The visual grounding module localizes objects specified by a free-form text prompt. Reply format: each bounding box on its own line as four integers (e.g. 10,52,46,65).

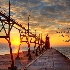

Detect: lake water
0,46,70,59
54,47,70,59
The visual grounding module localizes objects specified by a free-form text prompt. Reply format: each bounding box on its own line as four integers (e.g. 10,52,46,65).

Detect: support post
28,43,32,60
38,34,41,54
28,15,30,36
8,0,14,67
41,33,43,52
33,30,36,53
27,15,32,60
8,0,17,70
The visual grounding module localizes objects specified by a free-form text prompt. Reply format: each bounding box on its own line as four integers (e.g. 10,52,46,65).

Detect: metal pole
27,15,32,60
38,34,41,54
8,0,14,68
28,15,30,54
28,15,30,36
33,30,36,53
41,33,43,52
34,30,36,50
35,30,38,56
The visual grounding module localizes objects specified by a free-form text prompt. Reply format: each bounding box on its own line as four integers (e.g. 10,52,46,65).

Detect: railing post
33,30,36,53
8,0,17,70
38,34,41,54
27,15,32,60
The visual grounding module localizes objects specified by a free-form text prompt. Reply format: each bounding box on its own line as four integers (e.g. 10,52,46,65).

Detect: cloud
64,0,70,8
0,0,70,37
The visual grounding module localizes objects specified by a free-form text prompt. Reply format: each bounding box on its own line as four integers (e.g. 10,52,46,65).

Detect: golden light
11,38,20,53
10,28,21,53
13,47,18,53
50,34,70,47
11,38,20,46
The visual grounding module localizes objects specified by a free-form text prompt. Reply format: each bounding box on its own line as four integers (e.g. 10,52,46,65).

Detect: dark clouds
0,0,70,36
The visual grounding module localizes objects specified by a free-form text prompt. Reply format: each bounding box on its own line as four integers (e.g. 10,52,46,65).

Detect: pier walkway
24,48,70,70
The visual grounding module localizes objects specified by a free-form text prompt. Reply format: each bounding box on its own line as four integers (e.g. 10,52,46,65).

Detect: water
0,46,70,59
0,45,34,55
54,47,70,59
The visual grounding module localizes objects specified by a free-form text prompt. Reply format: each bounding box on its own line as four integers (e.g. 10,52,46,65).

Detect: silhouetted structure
45,35,50,49
0,0,51,70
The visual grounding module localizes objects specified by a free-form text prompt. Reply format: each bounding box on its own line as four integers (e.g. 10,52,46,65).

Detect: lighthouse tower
45,35,50,49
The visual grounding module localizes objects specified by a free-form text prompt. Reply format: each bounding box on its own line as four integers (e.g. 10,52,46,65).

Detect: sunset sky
0,0,70,49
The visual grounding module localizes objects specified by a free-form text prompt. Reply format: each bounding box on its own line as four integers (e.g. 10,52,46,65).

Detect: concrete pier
24,48,70,70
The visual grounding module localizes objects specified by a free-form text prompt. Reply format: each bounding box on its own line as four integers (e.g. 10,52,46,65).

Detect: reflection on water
0,46,34,55
0,45,70,59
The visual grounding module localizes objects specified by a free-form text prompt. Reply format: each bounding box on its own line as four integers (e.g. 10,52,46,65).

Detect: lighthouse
45,35,50,49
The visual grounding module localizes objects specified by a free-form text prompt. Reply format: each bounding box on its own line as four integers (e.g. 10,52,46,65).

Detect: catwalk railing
0,10,49,70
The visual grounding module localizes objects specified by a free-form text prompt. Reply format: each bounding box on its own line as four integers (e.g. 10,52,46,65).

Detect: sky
0,0,70,49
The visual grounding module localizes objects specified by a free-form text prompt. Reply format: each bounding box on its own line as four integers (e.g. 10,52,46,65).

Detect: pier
0,0,70,70
0,48,70,70
24,48,70,70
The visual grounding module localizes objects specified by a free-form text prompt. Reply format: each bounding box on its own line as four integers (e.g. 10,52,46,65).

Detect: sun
11,38,20,46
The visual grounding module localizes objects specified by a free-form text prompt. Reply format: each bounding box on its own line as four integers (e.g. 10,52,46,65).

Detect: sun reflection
13,47,18,53
11,38,20,53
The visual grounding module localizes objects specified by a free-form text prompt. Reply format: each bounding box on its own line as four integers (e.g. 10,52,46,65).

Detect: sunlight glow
11,39,20,53
13,46,19,53
11,38,20,46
